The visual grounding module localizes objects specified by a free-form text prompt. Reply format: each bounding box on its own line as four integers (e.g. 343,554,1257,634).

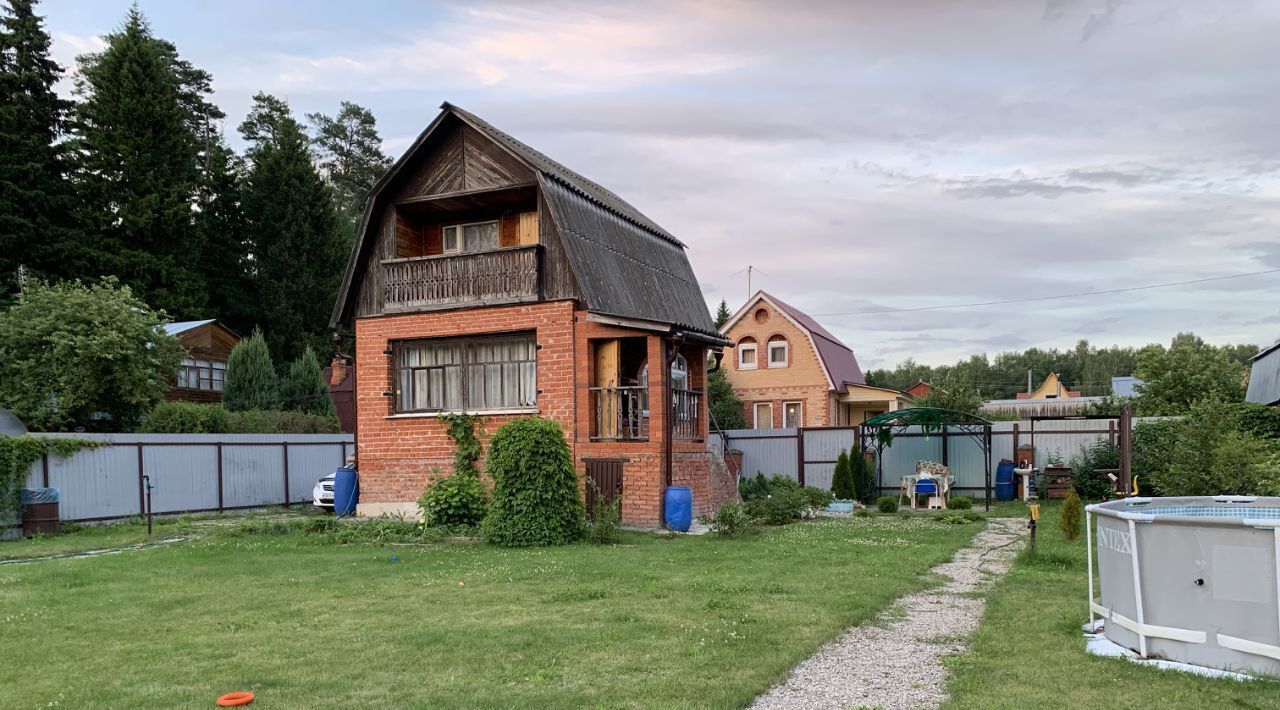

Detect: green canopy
859,407,994,511
861,407,992,429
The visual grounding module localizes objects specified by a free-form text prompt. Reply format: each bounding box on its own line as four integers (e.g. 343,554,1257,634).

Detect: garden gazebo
859,408,995,511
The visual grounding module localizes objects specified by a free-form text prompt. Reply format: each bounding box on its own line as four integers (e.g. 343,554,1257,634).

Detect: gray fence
713,419,1164,494
20,433,355,522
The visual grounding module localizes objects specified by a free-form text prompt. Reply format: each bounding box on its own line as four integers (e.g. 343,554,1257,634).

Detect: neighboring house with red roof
719,292,909,428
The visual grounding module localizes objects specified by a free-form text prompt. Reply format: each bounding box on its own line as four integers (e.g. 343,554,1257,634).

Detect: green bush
268,410,341,434
850,446,876,503
482,417,584,547
738,473,770,501
1147,400,1278,496
800,486,833,509
142,401,234,433
418,472,488,527
946,496,973,510
744,487,807,525
831,450,855,500
1060,489,1083,541
705,502,753,538
1070,439,1120,500
876,496,898,513
1132,418,1181,494
588,493,622,545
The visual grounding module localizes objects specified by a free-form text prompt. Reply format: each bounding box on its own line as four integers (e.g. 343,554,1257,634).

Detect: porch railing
382,245,540,312
590,386,648,441
672,388,703,440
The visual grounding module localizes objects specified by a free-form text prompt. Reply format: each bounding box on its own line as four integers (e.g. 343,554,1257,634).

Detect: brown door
585,459,624,519
595,339,620,438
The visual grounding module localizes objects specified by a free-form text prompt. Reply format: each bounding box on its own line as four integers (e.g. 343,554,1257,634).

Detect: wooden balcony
381,245,540,313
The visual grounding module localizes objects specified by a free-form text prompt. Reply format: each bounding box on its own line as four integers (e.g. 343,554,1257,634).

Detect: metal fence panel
722,429,798,481
287,443,348,504
802,428,858,490
46,445,141,520
221,445,286,508
145,445,219,514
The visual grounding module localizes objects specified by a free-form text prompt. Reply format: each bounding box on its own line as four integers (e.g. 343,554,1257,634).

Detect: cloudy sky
39,0,1280,369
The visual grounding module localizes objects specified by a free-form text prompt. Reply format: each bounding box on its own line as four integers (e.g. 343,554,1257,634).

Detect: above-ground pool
1088,496,1280,677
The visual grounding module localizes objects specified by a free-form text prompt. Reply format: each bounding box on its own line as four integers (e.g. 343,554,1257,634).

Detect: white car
312,473,335,511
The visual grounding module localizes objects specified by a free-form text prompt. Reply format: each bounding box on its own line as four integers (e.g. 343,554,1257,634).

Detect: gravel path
750,517,1025,710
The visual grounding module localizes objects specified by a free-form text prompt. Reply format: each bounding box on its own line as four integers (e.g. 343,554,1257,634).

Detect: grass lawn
943,502,1280,709
1,513,978,709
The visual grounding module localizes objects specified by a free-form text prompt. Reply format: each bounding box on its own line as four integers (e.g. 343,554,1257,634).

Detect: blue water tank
333,467,359,517
995,460,1016,501
664,486,692,532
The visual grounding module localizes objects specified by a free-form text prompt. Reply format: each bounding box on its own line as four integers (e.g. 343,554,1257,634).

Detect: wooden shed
164,320,240,403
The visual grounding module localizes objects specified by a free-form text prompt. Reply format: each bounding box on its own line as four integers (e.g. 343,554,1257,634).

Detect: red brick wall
354,303,726,527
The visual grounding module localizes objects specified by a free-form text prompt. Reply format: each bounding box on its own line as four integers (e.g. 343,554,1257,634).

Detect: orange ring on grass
216,691,255,707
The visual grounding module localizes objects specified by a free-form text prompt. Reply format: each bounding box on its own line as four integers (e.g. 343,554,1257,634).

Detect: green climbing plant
0,435,100,521
439,412,483,478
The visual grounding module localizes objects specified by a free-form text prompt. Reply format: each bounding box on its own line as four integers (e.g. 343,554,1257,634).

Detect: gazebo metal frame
859,407,995,511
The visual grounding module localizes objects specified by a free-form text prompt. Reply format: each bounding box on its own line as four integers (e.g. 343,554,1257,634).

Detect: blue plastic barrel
995,460,1016,501
333,467,359,517
664,486,693,532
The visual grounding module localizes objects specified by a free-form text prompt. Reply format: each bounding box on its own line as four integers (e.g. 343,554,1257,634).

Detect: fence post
216,443,224,512
41,452,50,488
796,427,806,487
136,444,145,515
282,442,291,506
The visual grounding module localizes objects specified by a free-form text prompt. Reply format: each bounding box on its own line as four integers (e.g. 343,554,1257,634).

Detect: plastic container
663,486,692,532
19,488,60,537
333,467,359,517
995,460,1016,501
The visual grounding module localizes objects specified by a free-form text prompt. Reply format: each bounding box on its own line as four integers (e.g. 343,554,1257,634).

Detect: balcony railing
382,245,540,313
672,388,703,440
590,386,648,441
589,386,703,442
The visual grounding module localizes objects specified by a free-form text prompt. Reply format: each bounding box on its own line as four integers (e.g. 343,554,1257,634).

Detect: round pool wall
1088,496,1280,677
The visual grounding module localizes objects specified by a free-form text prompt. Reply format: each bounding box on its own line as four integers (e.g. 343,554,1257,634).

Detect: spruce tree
280,345,336,417
198,140,254,333
831,450,854,500
223,328,280,411
240,92,345,363
0,0,79,296
70,6,213,318
307,101,391,239
714,299,732,329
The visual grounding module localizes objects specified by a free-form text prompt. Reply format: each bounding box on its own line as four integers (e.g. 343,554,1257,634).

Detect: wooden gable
392,122,535,202
179,322,240,362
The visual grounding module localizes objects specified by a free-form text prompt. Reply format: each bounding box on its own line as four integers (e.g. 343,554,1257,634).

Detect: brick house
720,292,909,427
330,103,736,526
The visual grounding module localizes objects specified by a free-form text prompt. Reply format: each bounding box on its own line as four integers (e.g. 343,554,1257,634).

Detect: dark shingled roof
332,104,721,340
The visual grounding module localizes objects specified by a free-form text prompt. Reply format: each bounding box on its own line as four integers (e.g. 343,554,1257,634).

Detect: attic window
738,338,758,370
443,220,499,254
753,308,769,324
767,337,788,368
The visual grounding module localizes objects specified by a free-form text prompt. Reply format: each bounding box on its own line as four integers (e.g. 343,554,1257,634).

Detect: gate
584,459,624,518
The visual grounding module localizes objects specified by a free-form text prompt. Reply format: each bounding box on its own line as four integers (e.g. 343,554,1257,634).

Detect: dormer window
443,220,499,254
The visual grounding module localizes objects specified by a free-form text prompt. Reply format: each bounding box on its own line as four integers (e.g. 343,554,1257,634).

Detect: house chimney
330,356,349,386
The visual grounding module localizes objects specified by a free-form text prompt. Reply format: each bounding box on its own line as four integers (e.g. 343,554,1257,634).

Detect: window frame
782,400,803,428
767,338,788,368
738,339,758,370
753,402,773,429
392,332,537,414
442,219,500,255
178,358,226,392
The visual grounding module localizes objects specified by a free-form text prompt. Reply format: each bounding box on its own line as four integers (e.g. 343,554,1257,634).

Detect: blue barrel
664,486,693,532
333,467,359,517
995,460,1016,501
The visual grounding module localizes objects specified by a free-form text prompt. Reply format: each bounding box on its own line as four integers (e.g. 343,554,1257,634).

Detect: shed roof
163,319,216,336
331,104,720,340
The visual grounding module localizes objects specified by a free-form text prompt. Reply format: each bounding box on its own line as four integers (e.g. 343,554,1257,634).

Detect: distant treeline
865,338,1260,400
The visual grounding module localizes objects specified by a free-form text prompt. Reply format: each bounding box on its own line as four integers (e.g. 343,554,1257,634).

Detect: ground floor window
753,402,773,429
394,333,536,413
783,401,803,428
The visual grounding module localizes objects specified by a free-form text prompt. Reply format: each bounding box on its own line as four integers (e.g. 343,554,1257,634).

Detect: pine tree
307,101,391,239
280,345,336,417
850,445,873,503
70,6,215,318
714,299,732,329
0,0,79,296
240,92,345,363
197,140,254,333
223,327,280,411
1060,489,1084,542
